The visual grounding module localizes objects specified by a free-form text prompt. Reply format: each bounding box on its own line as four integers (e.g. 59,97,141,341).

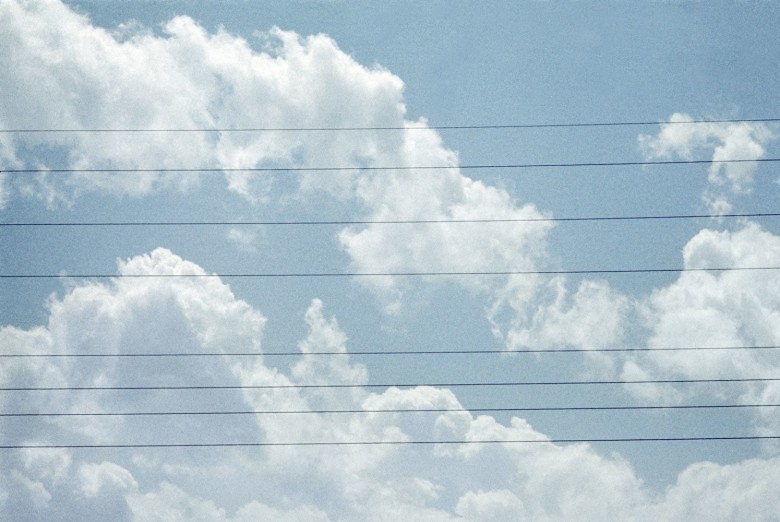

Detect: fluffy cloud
619,223,780,433
0,0,555,321
0,0,409,205
3,2,780,519
638,113,776,213
2,248,780,521
644,457,780,521
491,276,630,355
340,168,553,311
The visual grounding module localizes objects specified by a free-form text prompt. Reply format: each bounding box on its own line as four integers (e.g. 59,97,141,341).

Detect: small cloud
639,113,776,214
227,227,259,253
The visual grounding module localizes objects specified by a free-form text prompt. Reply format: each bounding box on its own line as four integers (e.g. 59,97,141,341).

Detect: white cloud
455,489,527,521
11,470,51,508
645,457,780,521
0,0,411,206
638,113,776,213
234,500,331,522
2,248,780,520
339,157,554,311
3,1,780,518
621,223,780,411
494,276,630,355
126,482,228,522
0,0,557,326
20,448,71,485
79,461,138,498
0,172,8,210
226,227,259,253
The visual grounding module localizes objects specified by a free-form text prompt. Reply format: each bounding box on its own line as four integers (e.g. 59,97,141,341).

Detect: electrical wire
3,403,778,417
1,117,779,133
3,345,780,358
3,436,779,450
2,157,779,173
4,376,779,392
3,211,779,228
2,266,779,279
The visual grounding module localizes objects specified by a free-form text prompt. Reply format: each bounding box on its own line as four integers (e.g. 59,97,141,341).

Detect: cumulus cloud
490,276,630,356
3,1,780,519
340,168,553,311
2,248,780,520
644,457,780,521
0,0,556,323
0,0,411,205
619,223,780,430
638,113,776,213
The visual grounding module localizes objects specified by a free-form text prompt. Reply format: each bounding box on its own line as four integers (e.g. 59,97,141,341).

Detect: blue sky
2,1,780,520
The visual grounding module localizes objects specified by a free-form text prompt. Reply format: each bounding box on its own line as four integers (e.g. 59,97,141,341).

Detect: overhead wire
1,116,779,133
4,436,779,450
4,376,779,391
3,344,780,358
3,211,779,228
1,265,779,279
4,117,780,450
3,403,779,417
2,157,780,174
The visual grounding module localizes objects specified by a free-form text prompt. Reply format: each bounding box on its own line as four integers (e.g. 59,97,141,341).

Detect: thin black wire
2,158,779,173
3,436,778,449
2,266,779,279
3,403,778,417
3,345,780,358
3,211,779,228
4,377,779,391
2,117,779,132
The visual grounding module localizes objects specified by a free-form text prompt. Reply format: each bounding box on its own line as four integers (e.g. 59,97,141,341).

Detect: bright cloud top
622,224,780,431
0,0,406,204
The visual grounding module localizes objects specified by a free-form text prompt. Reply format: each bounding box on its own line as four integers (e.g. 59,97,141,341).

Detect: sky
1,0,780,520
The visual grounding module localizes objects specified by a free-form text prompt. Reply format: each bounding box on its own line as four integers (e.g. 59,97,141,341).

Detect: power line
4,377,779,391
2,266,779,279
2,157,779,174
3,435,779,450
3,403,778,417
3,345,780,358
3,211,779,228
1,117,779,133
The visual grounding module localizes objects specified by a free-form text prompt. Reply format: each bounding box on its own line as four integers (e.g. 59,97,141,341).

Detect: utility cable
2,266,779,279
3,345,780,358
3,211,779,228
2,117,779,133
3,376,779,391
3,436,779,449
2,157,779,174
2,403,778,417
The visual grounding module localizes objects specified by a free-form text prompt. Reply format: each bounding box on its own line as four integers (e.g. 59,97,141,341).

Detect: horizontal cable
3,345,780,358
3,377,779,391
3,211,779,228
2,157,779,173
3,404,778,417
4,435,779,449
2,266,779,279
2,117,779,133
